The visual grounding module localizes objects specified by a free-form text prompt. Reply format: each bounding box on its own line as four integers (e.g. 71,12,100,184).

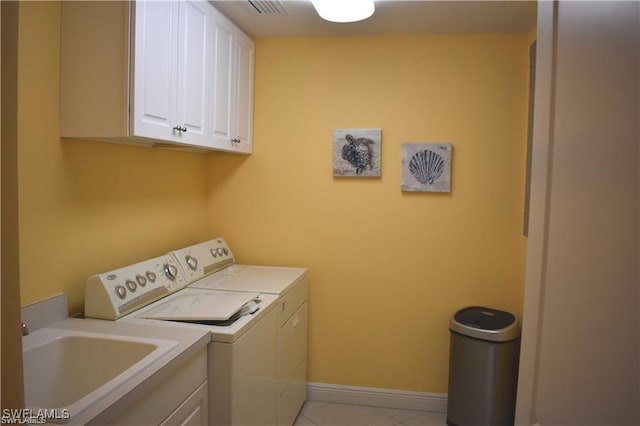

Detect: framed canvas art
401,143,452,192
333,129,382,177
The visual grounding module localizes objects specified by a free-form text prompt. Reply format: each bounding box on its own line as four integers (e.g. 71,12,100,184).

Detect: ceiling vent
247,0,288,14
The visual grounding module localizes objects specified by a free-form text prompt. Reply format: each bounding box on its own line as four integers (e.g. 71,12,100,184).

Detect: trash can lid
450,306,520,342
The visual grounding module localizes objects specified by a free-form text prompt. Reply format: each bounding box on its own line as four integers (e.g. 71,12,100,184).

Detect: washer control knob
185,255,198,271
126,279,137,292
222,248,229,256
146,271,157,282
217,247,224,256
115,285,126,300
136,274,147,287
163,263,178,281
210,249,218,258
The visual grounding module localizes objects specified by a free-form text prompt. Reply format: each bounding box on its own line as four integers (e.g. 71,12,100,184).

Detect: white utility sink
22,327,178,423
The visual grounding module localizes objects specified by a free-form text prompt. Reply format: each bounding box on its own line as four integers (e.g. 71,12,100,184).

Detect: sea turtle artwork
333,129,382,177
342,134,373,175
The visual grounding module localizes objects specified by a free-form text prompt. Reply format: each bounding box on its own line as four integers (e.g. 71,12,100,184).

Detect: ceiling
209,0,537,38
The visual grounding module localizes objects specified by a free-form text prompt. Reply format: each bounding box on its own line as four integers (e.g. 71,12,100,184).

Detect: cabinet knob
231,138,241,144
173,126,188,132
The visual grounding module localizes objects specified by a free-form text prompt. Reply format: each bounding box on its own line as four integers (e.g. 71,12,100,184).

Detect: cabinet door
132,0,178,140
210,8,235,150
161,381,208,426
175,0,210,146
233,30,254,153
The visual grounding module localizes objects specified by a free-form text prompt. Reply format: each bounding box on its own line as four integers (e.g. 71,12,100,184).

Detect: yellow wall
207,35,530,393
17,2,211,314
16,1,531,395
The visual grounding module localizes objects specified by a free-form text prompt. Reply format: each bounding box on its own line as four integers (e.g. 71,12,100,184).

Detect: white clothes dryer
170,239,309,426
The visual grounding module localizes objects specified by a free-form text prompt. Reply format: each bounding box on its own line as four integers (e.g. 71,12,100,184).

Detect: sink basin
22,328,178,423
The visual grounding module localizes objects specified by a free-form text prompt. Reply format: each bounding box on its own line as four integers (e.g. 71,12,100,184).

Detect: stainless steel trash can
447,306,520,426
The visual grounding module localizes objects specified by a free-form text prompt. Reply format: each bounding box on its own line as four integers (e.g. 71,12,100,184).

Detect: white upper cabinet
60,0,253,153
210,9,235,150
132,1,179,142
233,30,255,153
175,0,210,145
210,8,254,153
133,0,210,146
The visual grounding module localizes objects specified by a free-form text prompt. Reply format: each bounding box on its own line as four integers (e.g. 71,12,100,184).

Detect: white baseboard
306,382,447,413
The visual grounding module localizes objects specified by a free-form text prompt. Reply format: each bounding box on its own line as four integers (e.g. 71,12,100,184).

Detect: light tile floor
294,401,447,426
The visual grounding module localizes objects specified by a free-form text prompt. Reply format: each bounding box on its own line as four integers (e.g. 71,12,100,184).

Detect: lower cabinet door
161,381,208,426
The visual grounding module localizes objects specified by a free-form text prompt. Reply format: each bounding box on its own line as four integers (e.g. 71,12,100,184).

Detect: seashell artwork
333,129,382,177
409,149,445,184
401,143,452,192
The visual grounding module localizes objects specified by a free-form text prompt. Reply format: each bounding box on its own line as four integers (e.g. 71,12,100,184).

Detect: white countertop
41,317,210,425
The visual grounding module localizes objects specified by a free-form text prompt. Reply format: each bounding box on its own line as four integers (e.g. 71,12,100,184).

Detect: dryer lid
190,264,307,294
139,291,260,321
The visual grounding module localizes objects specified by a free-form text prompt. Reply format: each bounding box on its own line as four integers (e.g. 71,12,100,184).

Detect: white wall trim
515,1,556,425
306,382,447,413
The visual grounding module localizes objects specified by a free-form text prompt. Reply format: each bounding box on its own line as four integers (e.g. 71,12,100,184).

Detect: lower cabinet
161,382,208,426
88,348,208,425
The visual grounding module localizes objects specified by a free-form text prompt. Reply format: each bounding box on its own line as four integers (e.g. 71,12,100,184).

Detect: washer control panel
85,255,188,320
169,238,235,284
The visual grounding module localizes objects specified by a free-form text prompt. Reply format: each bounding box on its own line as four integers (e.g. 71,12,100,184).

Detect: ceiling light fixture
311,0,375,23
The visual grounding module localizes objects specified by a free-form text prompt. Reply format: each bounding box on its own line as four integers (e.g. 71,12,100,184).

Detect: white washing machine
169,239,309,426
83,238,306,426
124,287,279,426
